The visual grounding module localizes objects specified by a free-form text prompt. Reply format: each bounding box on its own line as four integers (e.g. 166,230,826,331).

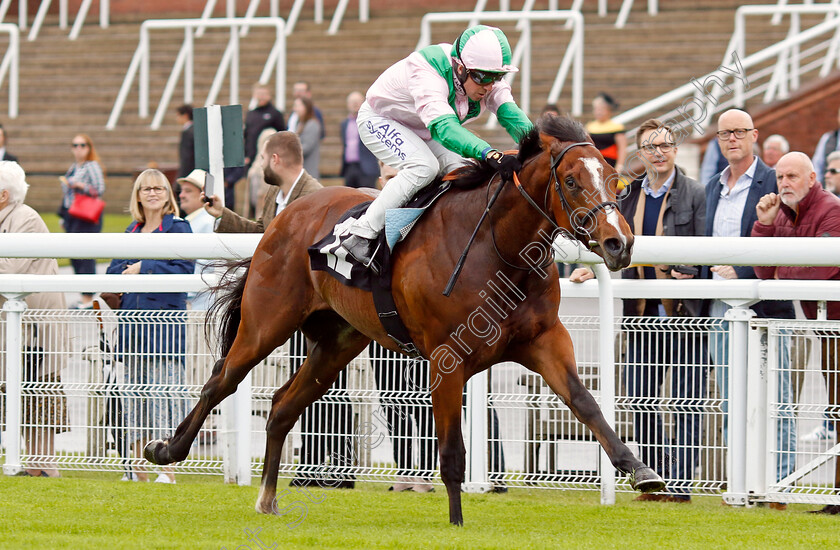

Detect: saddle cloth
308,179,451,291
307,179,452,358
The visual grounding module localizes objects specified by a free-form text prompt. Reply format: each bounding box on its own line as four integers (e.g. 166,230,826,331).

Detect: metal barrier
1,233,840,508
106,17,286,131
0,22,18,119
22,0,109,41
197,0,368,37
614,4,840,142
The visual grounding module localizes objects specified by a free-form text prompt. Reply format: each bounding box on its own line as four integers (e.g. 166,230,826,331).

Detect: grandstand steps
0,3,830,215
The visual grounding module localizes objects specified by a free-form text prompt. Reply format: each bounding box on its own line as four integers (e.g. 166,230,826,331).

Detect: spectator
203,132,352,488
699,139,728,188
106,168,194,483
244,83,286,168
0,161,68,478
751,152,840,515
175,104,194,178
292,96,321,179
823,150,840,197
0,124,19,163
812,106,840,185
762,134,789,169
704,109,796,508
59,133,105,309
541,103,561,117
205,131,322,232
177,168,214,310
571,119,707,502
586,92,627,173
246,129,275,218
341,91,378,189
286,81,325,138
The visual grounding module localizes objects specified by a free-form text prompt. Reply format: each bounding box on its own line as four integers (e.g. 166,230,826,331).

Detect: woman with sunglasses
59,133,105,308
340,24,533,272
106,168,194,483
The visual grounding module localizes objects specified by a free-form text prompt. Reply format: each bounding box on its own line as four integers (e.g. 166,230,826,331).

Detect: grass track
0,473,836,549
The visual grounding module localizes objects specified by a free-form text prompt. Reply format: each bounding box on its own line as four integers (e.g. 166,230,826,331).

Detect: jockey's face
463,76,494,102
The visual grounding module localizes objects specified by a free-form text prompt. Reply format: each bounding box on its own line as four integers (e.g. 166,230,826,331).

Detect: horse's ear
538,132,559,154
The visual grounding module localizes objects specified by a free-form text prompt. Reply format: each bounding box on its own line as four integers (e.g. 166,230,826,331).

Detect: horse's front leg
430,365,467,526
520,323,664,493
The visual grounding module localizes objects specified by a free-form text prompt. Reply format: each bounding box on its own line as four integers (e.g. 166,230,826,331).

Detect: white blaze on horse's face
580,157,627,247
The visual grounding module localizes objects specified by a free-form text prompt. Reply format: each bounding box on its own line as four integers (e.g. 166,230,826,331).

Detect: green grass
0,473,836,549
40,213,135,267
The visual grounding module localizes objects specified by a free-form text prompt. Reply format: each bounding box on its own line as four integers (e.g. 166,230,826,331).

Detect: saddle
308,178,452,357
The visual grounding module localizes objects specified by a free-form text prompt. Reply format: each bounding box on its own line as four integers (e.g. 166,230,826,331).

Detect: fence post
593,264,616,505
2,295,26,475
222,372,252,485
463,369,490,492
722,304,755,506
745,320,768,502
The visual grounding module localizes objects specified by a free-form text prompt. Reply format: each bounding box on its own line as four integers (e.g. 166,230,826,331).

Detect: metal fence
2,305,837,506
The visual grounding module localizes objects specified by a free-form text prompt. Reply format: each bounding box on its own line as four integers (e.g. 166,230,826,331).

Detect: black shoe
341,234,380,274
811,505,840,514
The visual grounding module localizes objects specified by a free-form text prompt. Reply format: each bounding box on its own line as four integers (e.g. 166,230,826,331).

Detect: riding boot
341,234,380,274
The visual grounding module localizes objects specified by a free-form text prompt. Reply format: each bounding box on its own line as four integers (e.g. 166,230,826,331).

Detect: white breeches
350,101,465,238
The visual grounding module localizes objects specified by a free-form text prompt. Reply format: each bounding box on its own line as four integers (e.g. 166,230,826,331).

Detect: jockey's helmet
452,25,519,79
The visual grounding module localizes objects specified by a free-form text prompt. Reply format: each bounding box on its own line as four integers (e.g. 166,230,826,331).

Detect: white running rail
106,18,286,131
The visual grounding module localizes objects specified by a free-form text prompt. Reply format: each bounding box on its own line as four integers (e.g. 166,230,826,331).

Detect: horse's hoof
144,439,170,465
629,467,665,493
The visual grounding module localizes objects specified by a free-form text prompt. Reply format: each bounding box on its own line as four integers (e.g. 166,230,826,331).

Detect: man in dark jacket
243,83,286,168
573,118,707,502
705,109,795,502
751,152,840,514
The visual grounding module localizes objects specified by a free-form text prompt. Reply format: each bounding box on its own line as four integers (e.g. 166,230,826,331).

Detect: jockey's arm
428,114,493,160
496,102,534,142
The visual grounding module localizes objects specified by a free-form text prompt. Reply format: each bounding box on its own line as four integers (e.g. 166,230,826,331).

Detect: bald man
704,109,796,507
752,152,840,514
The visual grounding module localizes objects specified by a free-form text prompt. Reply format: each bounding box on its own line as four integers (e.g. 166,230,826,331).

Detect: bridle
490,141,620,271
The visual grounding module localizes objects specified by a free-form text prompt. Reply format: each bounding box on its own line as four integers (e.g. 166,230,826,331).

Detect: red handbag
68,193,105,224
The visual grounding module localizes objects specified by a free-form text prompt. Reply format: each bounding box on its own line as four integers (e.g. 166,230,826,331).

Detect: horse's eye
564,176,576,190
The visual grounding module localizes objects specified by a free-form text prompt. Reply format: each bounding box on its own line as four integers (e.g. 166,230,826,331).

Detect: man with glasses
340,24,533,272
704,109,796,509
571,119,707,502
823,151,840,198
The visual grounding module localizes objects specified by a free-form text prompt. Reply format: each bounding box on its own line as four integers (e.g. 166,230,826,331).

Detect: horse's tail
205,258,252,357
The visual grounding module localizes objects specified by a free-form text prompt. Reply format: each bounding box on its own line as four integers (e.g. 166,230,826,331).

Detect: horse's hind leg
146,297,302,466
255,312,370,515
521,324,665,493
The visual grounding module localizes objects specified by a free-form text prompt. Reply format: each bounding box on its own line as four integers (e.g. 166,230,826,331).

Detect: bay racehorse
145,115,664,525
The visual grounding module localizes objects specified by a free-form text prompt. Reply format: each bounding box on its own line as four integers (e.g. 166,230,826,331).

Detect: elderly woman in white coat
0,160,69,478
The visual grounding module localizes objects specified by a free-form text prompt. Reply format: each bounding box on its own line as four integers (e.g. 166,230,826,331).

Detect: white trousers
350,101,465,238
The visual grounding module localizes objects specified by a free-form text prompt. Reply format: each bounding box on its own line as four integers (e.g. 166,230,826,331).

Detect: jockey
341,24,534,272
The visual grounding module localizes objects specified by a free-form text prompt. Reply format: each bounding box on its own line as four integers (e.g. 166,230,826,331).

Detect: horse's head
527,116,634,271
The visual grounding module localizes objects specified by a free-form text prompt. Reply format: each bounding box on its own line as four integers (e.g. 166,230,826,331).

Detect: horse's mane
449,114,592,190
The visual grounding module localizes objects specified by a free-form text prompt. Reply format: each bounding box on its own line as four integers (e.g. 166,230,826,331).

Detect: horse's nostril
603,238,623,256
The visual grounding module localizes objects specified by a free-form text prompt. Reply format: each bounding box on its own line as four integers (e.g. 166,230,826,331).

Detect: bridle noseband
514,141,619,243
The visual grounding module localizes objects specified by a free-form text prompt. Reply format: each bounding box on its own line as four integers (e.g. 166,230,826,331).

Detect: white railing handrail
613,5,840,136
0,0,29,30
416,10,584,118
106,17,286,131
27,0,109,41
197,0,367,37
0,22,18,118
615,0,658,29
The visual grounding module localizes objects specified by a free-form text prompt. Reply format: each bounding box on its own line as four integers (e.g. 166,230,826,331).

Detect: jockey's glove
485,149,521,181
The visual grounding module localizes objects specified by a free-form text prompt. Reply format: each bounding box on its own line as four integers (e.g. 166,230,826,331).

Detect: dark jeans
290,333,355,480
370,344,437,477
624,326,708,494
63,212,101,297
343,163,378,189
